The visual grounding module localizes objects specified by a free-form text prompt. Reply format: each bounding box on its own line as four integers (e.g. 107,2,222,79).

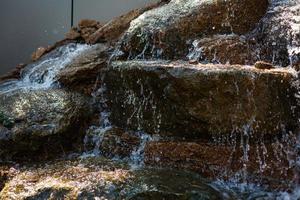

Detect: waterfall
0,43,90,94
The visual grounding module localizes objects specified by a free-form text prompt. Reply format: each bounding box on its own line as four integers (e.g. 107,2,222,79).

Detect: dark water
0,0,157,76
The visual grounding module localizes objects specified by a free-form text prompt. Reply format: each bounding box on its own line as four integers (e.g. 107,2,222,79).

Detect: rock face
120,0,269,59
0,158,226,200
187,35,254,65
57,43,110,95
1,0,300,197
87,1,169,44
143,136,297,187
104,61,298,139
84,127,141,159
0,89,92,160
66,19,103,43
250,1,300,67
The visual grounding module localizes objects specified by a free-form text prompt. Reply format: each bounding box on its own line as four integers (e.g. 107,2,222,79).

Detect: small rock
65,27,81,40
78,19,100,29
31,47,47,61
254,61,274,69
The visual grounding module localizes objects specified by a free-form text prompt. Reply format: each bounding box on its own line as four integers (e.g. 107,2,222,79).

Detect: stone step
104,60,299,140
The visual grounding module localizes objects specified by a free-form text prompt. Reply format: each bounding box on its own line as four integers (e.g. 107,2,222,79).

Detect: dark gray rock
0,89,92,160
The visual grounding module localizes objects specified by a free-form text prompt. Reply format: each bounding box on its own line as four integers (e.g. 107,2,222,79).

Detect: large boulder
120,0,269,59
104,60,298,139
57,43,110,95
0,89,92,160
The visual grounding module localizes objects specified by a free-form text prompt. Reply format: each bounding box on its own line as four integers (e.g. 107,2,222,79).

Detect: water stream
0,43,90,94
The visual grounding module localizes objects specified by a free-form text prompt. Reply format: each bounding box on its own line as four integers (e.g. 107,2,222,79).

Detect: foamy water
0,43,91,94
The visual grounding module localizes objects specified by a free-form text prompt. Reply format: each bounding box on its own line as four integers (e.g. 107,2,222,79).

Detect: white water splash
129,132,158,168
0,43,91,94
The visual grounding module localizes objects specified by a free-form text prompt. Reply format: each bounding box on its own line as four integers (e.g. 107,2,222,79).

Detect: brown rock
104,60,298,139
31,47,47,61
100,128,140,158
29,39,73,64
144,140,295,189
78,19,101,29
0,63,26,83
65,27,81,40
188,35,254,65
87,1,168,44
57,43,109,95
120,0,269,59
250,2,300,67
293,64,300,71
254,61,274,70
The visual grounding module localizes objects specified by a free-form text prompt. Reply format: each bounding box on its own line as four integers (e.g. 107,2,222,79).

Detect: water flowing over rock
250,0,300,67
0,43,91,94
2,0,300,198
104,60,298,139
57,43,110,94
0,43,99,160
87,0,169,44
119,0,269,59
187,34,254,65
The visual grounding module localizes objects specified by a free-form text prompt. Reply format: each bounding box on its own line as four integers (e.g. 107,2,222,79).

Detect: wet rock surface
120,0,268,59
144,138,296,188
250,1,300,67
57,43,110,95
0,89,92,160
84,127,141,159
0,158,226,200
87,1,169,44
104,60,298,139
187,35,254,65
1,0,300,198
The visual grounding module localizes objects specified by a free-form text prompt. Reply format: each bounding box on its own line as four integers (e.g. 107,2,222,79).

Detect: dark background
0,0,156,75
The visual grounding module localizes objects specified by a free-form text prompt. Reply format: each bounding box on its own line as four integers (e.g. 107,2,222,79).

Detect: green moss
0,111,14,129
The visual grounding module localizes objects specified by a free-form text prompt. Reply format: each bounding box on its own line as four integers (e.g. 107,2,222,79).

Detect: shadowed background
0,0,156,75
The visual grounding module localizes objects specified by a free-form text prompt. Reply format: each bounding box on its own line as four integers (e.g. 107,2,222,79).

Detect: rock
254,61,274,69
104,60,298,139
85,127,141,159
87,1,168,44
187,35,254,65
29,39,74,63
0,158,225,199
57,43,110,95
31,47,48,61
120,0,269,59
144,139,296,188
65,27,81,40
250,1,300,67
65,19,103,43
78,19,101,30
0,89,93,160
0,63,26,83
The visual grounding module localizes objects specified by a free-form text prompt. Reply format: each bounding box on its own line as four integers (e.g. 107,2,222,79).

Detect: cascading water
4,0,298,198
0,43,90,94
